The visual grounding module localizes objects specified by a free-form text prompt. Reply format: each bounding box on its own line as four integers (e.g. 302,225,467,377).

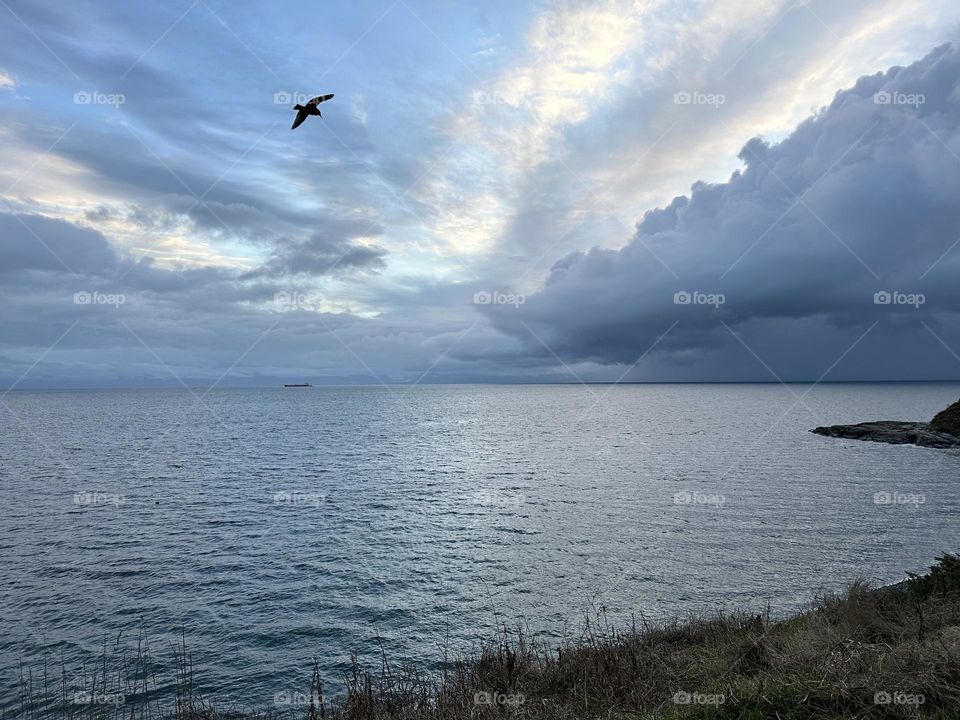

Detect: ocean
2,383,958,710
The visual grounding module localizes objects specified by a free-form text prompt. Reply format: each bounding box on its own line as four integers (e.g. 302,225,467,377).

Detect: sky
2,0,960,387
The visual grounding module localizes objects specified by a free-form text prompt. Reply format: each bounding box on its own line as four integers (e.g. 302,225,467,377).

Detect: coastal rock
811,396,960,450
810,421,959,449
930,397,960,437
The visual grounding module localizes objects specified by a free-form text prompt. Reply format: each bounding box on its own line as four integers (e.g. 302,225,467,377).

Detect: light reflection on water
2,383,958,709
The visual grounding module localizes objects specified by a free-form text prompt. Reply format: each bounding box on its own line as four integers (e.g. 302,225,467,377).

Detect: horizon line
5,379,960,392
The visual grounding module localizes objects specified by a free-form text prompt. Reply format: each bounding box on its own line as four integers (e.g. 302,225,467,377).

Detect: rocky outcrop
810,421,959,449
811,396,960,449
931,398,960,437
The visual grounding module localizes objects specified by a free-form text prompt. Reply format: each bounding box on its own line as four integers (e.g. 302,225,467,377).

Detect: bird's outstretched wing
291,109,309,129
307,93,334,106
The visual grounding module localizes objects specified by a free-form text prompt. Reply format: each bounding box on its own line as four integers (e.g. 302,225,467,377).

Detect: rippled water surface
2,384,959,710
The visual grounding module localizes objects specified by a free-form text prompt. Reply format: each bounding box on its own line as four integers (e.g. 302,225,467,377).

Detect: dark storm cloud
487,44,960,372
0,213,119,275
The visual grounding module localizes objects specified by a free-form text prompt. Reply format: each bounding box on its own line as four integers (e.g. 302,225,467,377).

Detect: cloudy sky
2,0,960,387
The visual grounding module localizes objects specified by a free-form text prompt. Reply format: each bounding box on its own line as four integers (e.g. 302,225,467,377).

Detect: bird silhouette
291,94,334,129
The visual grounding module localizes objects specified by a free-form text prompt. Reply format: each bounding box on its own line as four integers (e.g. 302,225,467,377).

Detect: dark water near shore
2,383,959,710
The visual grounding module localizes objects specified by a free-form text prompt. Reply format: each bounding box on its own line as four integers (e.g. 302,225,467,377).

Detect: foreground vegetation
13,554,960,719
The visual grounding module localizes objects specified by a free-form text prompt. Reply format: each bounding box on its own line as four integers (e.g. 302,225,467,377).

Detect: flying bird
291,94,334,129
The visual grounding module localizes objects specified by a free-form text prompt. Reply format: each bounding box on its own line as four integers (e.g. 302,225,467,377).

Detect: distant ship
283,383,313,387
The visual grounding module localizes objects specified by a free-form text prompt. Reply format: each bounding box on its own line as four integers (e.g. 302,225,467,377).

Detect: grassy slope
16,555,960,720
325,555,960,720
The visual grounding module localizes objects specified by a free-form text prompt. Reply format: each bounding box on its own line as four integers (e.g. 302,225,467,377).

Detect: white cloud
414,0,659,260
